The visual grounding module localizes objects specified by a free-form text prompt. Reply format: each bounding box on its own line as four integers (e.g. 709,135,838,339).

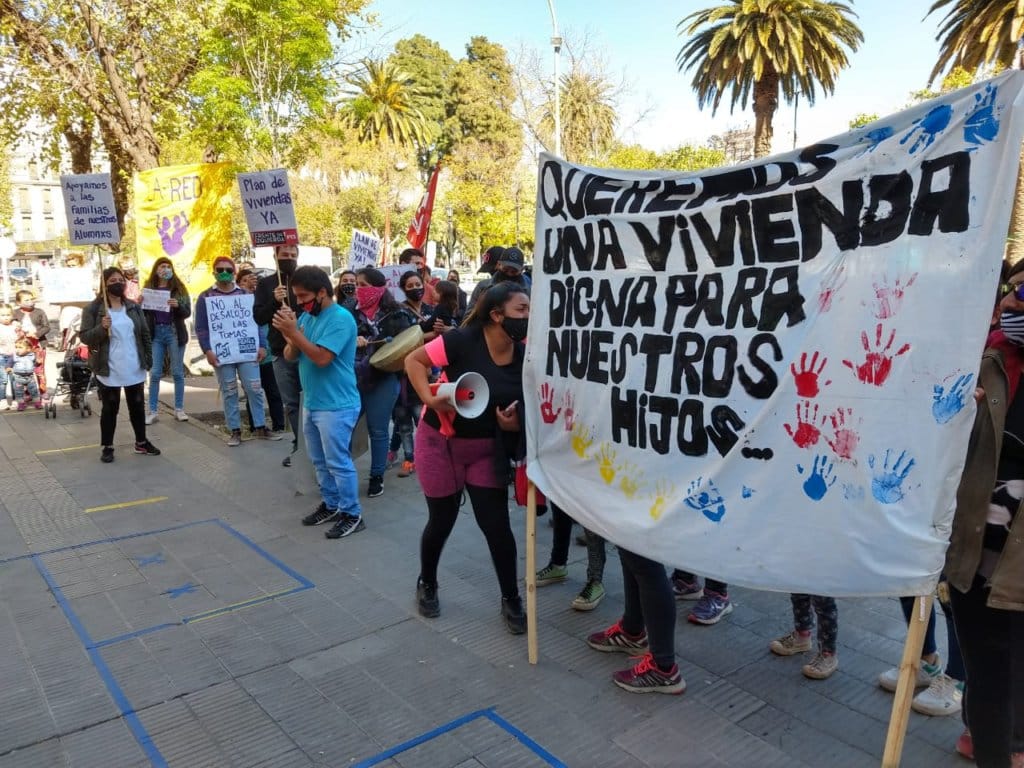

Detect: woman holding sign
80,267,160,463
142,257,191,424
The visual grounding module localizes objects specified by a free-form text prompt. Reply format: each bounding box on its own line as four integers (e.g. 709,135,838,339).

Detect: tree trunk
752,74,779,158
99,124,133,251
1007,142,1024,265
61,122,94,175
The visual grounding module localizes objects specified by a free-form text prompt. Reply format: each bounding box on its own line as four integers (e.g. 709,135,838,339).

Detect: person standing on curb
273,267,364,538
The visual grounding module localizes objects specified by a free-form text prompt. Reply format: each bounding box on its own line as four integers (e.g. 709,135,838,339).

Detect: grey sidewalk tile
60,717,147,768
0,738,68,768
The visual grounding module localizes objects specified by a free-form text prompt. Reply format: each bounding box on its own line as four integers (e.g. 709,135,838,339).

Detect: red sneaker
612,652,686,695
586,620,648,654
955,728,973,760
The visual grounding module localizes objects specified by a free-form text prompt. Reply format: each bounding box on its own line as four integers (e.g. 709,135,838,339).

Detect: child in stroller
47,317,94,418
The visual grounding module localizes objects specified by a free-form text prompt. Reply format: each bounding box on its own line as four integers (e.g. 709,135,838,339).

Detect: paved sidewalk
0,381,969,768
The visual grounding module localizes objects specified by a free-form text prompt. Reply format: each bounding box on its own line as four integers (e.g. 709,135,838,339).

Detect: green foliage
595,142,726,172
541,71,618,164
341,59,433,149
0,141,11,233
848,113,880,129
388,35,454,174
927,0,1023,84
677,0,863,155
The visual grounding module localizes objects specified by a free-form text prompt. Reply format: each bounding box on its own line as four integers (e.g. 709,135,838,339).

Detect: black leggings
549,502,607,582
619,547,676,669
951,575,1024,768
98,381,146,447
419,484,519,599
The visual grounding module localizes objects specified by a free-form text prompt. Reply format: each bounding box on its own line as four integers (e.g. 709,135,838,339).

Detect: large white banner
525,71,1024,597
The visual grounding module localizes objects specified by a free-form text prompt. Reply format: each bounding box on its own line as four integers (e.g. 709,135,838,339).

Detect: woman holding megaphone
405,282,530,635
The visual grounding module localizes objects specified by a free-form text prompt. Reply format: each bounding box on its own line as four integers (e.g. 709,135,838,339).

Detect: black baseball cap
479,245,504,274
497,247,524,271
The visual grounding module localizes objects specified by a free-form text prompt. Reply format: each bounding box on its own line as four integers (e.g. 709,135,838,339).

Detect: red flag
406,163,440,251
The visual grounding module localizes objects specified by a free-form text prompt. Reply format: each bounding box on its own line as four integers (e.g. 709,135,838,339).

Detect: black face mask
106,283,126,298
501,316,528,342
301,293,325,317
493,271,523,285
278,259,297,278
405,288,424,302
340,283,356,297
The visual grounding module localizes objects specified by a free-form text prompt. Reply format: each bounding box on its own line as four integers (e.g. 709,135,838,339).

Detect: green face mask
215,270,233,282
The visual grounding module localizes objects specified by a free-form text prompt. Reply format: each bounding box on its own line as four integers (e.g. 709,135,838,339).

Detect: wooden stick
881,594,933,767
97,246,110,336
526,480,538,665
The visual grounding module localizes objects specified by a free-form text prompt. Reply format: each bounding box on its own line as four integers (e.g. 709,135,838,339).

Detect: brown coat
945,348,1024,610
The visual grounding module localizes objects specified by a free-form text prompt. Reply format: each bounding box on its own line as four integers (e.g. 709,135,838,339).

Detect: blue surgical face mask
1001,310,1024,345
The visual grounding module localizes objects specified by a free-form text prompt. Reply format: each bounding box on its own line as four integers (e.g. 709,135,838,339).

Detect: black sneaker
417,578,440,618
101,446,114,463
302,501,339,526
134,441,161,456
325,513,365,539
367,475,384,498
501,595,527,635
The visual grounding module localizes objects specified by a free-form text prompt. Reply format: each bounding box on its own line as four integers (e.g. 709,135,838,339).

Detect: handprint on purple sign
158,212,190,256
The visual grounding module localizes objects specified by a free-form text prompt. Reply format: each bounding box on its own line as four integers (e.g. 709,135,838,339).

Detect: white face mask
1001,310,1024,345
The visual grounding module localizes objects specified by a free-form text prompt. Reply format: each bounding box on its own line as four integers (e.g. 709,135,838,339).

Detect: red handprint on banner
539,383,561,424
790,352,831,398
563,391,576,431
784,401,825,448
826,407,861,461
843,324,911,386
866,273,918,319
817,266,847,313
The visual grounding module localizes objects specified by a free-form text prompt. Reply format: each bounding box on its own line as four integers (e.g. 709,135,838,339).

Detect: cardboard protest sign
38,267,95,304
133,163,234,300
60,173,119,245
141,288,170,313
206,293,259,364
238,169,298,247
349,229,381,270
524,71,1024,598
378,264,411,302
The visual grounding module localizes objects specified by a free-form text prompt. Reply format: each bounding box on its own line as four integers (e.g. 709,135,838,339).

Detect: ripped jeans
215,360,265,432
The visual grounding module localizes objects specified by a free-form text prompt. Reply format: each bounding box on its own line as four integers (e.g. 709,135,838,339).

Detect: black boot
501,595,526,635
368,474,384,497
417,578,440,618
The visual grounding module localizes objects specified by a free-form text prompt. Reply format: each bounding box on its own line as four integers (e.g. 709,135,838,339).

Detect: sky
362,0,948,154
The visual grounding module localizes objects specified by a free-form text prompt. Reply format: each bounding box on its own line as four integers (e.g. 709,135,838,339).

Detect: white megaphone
431,372,489,419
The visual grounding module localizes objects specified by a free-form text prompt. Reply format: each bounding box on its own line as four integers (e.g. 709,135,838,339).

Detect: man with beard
253,244,302,454
468,246,530,313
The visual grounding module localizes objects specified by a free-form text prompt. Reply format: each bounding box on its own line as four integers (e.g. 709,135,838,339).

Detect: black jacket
253,274,300,355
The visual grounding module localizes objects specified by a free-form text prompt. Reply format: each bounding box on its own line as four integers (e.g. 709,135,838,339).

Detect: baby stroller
46,317,94,419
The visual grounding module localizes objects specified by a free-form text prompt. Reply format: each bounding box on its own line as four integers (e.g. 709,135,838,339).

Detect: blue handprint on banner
856,126,894,156
798,455,836,501
683,477,726,523
869,450,916,504
965,84,1000,149
900,104,953,154
932,373,974,424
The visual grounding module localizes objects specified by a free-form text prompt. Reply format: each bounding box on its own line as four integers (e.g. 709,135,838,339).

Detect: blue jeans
361,373,400,477
900,593,965,680
149,325,185,411
304,407,361,517
216,360,264,431
0,354,11,400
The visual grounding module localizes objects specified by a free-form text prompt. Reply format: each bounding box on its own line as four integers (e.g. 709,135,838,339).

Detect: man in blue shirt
272,266,363,538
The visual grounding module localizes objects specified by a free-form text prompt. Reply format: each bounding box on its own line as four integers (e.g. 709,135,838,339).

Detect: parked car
8,267,31,285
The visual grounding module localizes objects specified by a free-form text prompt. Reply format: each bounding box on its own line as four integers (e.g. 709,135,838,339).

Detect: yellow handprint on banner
571,423,594,459
596,443,617,484
649,480,676,520
618,462,643,499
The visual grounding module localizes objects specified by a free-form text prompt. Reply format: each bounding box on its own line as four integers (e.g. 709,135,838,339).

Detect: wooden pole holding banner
881,594,933,767
95,246,110,336
526,480,539,664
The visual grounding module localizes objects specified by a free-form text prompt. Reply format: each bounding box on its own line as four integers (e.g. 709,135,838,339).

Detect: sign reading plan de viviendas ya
238,168,298,247
524,71,1024,598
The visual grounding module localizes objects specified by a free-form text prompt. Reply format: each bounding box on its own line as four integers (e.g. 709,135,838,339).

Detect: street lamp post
546,0,562,157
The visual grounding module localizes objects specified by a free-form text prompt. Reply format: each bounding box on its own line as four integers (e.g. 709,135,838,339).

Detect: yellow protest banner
133,163,234,298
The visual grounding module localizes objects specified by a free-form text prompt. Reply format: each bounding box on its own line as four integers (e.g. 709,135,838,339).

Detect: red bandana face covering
356,285,387,319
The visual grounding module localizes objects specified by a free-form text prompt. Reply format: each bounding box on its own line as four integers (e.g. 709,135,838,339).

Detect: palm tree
677,0,863,157
342,59,432,149
928,0,1024,260
542,71,618,163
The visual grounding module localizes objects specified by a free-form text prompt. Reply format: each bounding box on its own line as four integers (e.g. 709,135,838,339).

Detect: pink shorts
415,421,504,497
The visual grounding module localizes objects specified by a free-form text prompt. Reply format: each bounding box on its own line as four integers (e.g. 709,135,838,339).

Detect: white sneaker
175,410,189,422
878,659,940,692
144,411,158,425
911,673,963,716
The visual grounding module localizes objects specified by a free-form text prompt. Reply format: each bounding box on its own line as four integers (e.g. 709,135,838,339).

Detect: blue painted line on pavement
212,519,315,588
484,709,568,767
0,519,216,564
89,623,179,650
33,555,168,768
351,708,494,767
